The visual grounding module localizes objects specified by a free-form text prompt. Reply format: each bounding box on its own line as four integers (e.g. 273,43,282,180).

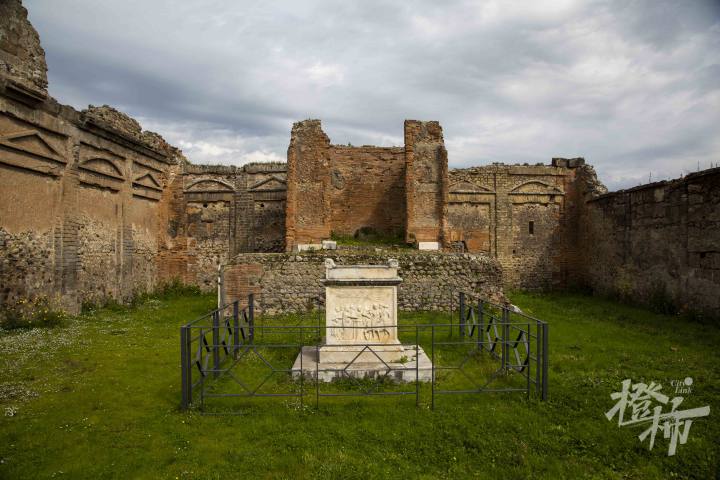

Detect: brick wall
329,145,405,237
0,0,47,93
285,119,332,248
404,120,448,244
285,119,450,249
0,92,178,311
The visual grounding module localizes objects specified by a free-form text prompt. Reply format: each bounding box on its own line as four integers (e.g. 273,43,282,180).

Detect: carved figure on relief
329,303,392,341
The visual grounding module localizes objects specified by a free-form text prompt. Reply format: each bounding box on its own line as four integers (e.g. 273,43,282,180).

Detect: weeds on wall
137,277,202,301
0,296,68,330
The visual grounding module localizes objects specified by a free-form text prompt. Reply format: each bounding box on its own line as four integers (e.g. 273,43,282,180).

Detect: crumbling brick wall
161,162,287,290
0,94,178,311
404,120,448,245
0,0,47,93
329,145,406,238
285,119,449,250
285,119,332,248
582,168,720,318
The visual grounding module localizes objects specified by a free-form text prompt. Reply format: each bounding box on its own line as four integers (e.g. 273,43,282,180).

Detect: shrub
0,296,68,330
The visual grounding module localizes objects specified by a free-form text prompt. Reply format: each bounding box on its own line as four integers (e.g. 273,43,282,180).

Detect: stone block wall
582,168,720,318
223,249,504,314
447,160,605,289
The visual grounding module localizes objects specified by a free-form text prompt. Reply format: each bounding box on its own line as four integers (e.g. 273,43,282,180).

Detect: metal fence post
526,323,531,398
536,321,541,397
449,291,454,338
415,325,419,407
459,292,466,338
212,311,220,378
478,299,484,351
501,307,509,371
315,343,320,409
248,293,255,344
300,327,304,409
542,322,549,400
232,300,240,357
180,326,190,409
431,325,436,410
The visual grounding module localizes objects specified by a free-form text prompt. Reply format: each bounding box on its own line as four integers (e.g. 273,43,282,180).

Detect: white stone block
321,240,337,250
296,243,322,252
418,241,440,250
292,345,433,383
325,286,400,348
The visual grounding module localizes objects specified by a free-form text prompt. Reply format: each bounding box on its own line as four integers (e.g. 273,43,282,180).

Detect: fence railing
180,291,549,411
455,291,548,401
180,294,254,409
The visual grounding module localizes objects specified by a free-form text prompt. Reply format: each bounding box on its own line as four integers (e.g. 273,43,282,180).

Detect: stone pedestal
292,258,432,382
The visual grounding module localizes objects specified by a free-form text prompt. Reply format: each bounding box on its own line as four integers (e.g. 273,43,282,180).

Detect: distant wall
583,168,720,318
160,163,286,290
447,159,605,290
329,145,405,237
285,119,449,249
223,250,504,314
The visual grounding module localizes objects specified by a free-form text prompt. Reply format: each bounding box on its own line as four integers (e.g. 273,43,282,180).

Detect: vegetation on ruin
1,292,718,479
77,278,203,315
0,296,68,331
331,227,411,248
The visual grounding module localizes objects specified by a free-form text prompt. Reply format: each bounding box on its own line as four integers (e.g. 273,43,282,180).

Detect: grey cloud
24,0,720,190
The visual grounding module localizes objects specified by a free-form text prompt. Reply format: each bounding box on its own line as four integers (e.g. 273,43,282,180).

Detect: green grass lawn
0,292,718,479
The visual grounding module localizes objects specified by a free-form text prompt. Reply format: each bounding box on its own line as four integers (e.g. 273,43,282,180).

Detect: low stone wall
223,249,504,315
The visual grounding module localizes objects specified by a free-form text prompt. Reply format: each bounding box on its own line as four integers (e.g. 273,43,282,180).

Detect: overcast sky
25,0,720,190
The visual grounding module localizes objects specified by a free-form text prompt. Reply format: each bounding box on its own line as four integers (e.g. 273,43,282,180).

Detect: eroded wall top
0,0,47,93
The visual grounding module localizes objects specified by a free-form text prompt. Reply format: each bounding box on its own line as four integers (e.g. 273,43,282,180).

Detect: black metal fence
453,292,548,401
180,292,549,412
180,295,254,409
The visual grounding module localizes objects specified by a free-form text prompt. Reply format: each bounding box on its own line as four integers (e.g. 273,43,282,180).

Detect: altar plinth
292,259,432,382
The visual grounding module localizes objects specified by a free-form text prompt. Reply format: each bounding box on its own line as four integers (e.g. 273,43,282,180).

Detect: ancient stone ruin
0,0,718,318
